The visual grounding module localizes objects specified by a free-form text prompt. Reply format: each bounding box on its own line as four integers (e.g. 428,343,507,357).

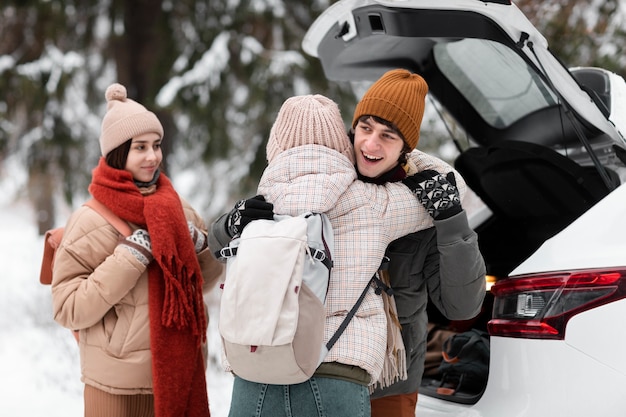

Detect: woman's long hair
105,139,132,169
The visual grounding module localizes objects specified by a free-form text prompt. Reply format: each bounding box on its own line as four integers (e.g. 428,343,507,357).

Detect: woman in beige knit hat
349,69,486,417
210,93,451,416
51,83,223,417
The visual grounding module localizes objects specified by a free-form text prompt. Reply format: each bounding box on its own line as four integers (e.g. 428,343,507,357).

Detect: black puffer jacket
361,152,487,397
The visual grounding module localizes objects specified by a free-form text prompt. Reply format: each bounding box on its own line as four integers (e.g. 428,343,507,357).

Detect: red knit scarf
89,158,210,417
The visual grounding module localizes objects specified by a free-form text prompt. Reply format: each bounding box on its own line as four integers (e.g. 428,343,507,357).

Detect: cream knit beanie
99,83,164,156
266,94,354,165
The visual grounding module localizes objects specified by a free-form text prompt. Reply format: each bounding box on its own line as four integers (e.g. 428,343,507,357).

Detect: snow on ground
0,198,233,417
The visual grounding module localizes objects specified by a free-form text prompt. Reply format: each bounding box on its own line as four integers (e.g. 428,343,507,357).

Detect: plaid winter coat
257,144,436,383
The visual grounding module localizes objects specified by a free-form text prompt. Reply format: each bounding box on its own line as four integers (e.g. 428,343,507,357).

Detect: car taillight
488,268,626,339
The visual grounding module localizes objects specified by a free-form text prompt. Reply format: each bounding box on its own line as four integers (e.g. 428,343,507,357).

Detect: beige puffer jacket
51,198,223,395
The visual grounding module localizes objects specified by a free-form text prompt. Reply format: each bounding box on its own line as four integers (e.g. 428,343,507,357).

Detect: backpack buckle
220,246,238,259
310,248,327,262
311,248,333,270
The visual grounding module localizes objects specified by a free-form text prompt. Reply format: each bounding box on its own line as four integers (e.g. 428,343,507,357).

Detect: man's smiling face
352,116,406,179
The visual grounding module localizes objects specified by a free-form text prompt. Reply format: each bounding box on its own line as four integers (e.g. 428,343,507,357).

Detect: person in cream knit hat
218,93,437,417
51,83,223,417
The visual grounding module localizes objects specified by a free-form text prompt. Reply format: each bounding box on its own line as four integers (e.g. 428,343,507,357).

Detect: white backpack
218,212,334,384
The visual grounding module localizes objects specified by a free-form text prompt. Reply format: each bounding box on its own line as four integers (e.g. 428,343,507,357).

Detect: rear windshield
434,38,558,128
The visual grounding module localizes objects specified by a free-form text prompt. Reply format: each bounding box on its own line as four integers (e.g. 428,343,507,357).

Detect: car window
434,38,559,128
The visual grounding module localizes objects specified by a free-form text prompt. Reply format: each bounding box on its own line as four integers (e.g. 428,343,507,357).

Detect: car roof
303,0,626,164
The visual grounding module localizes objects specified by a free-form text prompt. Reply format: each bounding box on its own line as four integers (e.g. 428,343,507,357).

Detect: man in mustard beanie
351,69,486,416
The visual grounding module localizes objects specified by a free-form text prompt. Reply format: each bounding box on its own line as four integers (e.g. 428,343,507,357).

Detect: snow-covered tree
1,0,624,233
0,0,356,233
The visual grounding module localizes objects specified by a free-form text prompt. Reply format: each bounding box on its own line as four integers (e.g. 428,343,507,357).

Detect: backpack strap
84,199,132,237
320,258,391,361
39,200,132,285
318,214,333,270
308,247,332,270
220,241,334,270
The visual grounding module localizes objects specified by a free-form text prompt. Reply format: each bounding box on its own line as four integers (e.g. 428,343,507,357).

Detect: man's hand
226,195,274,237
403,170,462,220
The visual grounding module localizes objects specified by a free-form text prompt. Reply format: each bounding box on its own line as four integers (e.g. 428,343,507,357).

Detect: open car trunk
304,0,626,404
304,0,625,278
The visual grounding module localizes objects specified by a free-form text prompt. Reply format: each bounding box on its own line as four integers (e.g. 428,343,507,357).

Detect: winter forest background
1,0,626,416
2,0,626,233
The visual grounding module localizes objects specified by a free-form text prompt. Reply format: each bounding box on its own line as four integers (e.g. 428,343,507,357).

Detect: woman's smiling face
124,132,162,183
352,116,405,179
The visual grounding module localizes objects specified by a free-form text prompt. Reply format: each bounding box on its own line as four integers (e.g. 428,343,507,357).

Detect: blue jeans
228,376,371,417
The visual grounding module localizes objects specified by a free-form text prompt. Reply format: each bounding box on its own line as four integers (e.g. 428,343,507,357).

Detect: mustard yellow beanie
352,69,428,151
99,83,164,156
266,94,354,164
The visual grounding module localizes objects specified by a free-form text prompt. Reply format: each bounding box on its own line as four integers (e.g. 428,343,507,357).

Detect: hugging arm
207,195,274,256
402,169,462,220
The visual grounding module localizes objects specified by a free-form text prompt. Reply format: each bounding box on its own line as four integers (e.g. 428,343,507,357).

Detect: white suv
303,1,626,416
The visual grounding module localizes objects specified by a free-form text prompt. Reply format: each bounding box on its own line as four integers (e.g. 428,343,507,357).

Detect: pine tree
1,0,624,233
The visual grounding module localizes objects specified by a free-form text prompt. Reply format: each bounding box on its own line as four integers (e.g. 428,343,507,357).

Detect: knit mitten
188,221,208,253
226,195,274,238
119,229,153,265
403,170,462,220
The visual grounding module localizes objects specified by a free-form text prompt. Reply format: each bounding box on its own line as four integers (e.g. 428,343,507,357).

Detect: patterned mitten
119,229,153,265
188,221,208,253
403,170,462,220
226,195,274,238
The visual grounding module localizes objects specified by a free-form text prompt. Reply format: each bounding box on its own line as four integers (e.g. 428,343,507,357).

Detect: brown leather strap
84,199,132,237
